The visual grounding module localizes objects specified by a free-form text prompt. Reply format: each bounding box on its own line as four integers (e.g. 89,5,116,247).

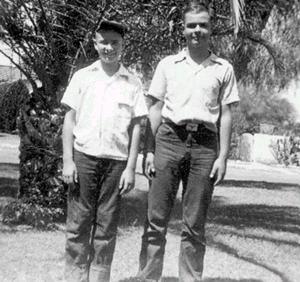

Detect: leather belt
162,119,206,133
185,123,199,132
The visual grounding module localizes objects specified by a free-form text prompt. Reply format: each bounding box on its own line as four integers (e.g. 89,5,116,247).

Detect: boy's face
183,11,211,48
93,30,123,64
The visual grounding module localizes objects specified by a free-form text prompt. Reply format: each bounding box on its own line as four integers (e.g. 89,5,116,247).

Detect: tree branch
19,0,39,35
241,31,284,72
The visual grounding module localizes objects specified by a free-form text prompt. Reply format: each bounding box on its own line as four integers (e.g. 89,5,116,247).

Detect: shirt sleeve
147,59,167,101
61,71,81,111
221,64,240,105
132,79,149,118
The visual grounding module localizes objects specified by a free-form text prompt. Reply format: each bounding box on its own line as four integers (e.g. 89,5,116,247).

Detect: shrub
0,80,28,133
270,136,300,166
1,199,64,229
16,89,67,225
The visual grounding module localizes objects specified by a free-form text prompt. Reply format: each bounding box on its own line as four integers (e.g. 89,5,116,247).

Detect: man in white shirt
138,1,239,281
61,20,148,282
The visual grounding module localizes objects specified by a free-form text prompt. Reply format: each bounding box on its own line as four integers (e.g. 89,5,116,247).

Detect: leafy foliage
270,137,300,167
0,0,293,86
2,199,64,229
0,80,28,132
17,101,65,203
244,3,300,89
232,84,297,136
231,2,300,139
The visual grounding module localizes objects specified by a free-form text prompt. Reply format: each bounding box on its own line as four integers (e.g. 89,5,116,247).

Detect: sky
0,42,18,66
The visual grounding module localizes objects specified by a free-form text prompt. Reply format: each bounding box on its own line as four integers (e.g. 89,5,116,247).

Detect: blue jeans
138,123,218,282
65,150,126,282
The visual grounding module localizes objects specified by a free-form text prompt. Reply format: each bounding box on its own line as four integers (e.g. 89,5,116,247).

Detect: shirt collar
174,48,222,66
90,60,130,78
174,49,187,64
116,64,130,78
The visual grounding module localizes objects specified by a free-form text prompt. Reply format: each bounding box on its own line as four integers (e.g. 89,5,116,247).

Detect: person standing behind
138,1,239,281
61,20,148,282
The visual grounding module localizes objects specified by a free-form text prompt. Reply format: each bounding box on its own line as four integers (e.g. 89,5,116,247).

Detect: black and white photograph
0,0,299,281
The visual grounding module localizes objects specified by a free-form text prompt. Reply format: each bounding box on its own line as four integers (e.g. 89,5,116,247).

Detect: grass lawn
0,132,300,282
1,173,300,282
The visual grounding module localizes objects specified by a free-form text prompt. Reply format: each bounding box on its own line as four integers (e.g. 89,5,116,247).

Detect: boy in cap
61,19,148,282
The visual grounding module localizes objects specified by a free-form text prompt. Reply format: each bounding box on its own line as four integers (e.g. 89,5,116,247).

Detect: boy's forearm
144,118,155,154
62,110,76,162
126,119,142,170
218,104,233,160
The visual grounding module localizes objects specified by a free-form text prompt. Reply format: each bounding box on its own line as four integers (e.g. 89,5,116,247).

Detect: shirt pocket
116,97,133,119
112,95,133,138
201,79,221,113
205,96,220,114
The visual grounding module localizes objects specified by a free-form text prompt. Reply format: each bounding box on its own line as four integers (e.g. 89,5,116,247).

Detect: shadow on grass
0,177,19,197
118,276,261,282
119,189,148,227
118,186,183,228
0,162,19,175
202,279,262,282
117,178,299,282
0,168,298,281
166,202,299,282
125,181,298,282
0,163,19,171
208,196,300,234
0,162,19,198
220,179,300,190
119,178,300,236
207,238,292,282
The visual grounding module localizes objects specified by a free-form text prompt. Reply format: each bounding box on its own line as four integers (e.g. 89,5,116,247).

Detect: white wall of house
0,41,19,66
280,76,300,123
239,133,290,165
0,42,23,83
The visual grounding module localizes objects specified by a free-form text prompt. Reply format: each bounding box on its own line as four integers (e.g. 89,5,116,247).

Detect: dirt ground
0,133,300,282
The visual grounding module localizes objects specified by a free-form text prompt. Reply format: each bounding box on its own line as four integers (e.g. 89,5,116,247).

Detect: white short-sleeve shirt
148,50,240,132
61,61,148,160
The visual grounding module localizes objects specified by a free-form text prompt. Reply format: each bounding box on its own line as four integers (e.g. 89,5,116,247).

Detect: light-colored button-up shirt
148,50,239,132
61,61,148,160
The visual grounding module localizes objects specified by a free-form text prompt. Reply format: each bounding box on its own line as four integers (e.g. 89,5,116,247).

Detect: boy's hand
209,157,227,185
144,152,156,179
119,167,135,195
62,159,78,184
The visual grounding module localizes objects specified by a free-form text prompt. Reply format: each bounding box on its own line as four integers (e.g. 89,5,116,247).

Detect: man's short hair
183,0,210,20
95,20,127,38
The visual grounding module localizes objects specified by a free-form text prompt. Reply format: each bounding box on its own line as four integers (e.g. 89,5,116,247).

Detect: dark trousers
65,150,126,282
138,123,218,282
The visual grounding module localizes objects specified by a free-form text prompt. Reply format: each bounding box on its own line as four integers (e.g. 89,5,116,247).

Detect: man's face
93,30,123,64
183,11,211,48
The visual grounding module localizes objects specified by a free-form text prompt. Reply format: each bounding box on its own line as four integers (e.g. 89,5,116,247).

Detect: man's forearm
62,110,76,162
218,104,233,160
149,100,163,136
126,119,141,170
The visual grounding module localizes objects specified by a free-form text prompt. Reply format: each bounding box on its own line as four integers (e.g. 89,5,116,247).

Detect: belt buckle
186,123,198,132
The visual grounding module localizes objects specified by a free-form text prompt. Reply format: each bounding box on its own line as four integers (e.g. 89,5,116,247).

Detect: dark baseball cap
96,20,127,37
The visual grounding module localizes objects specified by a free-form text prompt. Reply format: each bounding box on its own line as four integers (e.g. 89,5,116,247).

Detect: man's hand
209,157,227,185
119,167,135,195
63,159,78,184
144,152,156,179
